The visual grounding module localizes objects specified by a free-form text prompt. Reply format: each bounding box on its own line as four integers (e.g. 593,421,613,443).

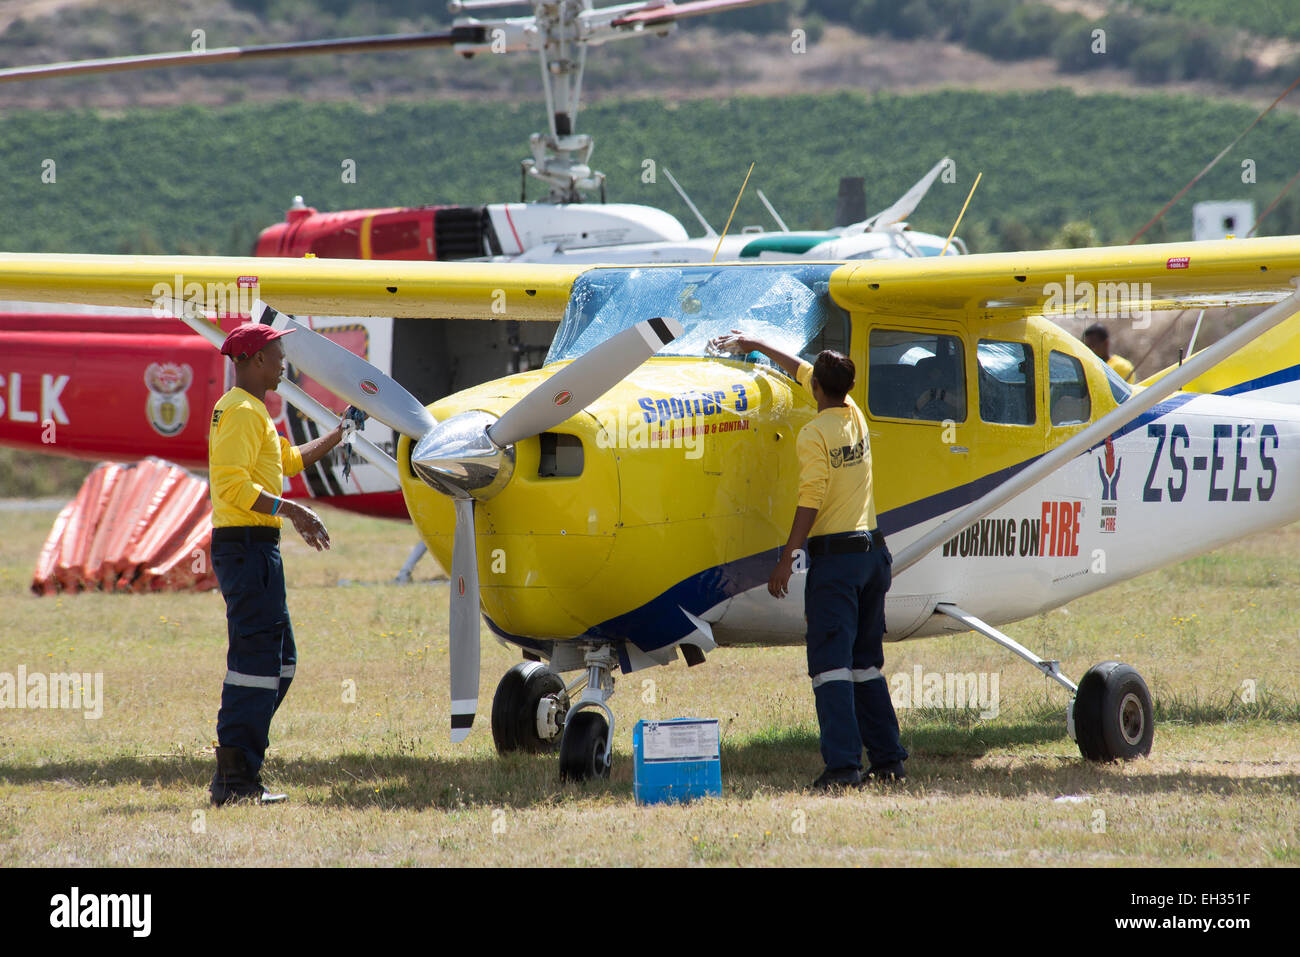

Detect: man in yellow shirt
1083,323,1135,382
208,322,347,806
711,330,908,789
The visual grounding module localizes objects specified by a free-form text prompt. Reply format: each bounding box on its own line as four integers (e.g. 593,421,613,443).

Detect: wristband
270,498,282,516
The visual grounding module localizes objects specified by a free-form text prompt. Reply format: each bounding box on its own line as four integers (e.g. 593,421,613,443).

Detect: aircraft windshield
546,264,843,365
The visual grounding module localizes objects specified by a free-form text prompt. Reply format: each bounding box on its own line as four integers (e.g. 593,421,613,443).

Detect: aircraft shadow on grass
1,717,1295,811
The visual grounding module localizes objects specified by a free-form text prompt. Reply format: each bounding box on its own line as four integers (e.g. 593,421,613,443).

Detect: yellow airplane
3,236,1299,780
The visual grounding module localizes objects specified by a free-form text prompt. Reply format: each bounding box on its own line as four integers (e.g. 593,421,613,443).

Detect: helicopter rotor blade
0,28,486,85
0,2,783,85
486,315,684,448
612,0,782,29
253,300,435,440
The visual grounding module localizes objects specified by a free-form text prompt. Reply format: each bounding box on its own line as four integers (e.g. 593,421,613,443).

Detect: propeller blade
253,300,435,440
0,29,485,85
486,315,684,448
449,497,481,742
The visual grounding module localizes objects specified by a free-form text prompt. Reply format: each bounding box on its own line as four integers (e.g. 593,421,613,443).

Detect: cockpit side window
868,328,966,423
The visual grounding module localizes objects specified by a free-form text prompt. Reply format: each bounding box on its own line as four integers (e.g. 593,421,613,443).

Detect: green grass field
1,501,1297,867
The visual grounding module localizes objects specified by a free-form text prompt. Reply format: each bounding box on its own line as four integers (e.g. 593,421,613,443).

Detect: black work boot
809,767,862,791
861,760,907,784
210,746,286,806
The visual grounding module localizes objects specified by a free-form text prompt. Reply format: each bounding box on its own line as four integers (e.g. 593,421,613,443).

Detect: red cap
220,323,295,360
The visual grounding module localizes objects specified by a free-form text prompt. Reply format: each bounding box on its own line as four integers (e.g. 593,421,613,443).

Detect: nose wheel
493,642,619,781
559,711,611,781
559,643,617,781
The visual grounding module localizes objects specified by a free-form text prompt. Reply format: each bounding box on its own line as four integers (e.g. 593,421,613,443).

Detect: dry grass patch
1,504,1297,866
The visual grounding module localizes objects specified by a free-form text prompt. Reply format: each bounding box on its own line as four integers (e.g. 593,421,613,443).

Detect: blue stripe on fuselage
484,548,779,660
484,391,1207,659
1211,363,1300,397
884,393,1197,534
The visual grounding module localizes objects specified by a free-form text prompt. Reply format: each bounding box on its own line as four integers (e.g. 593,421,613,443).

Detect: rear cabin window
978,339,1035,425
1049,350,1091,425
868,329,966,422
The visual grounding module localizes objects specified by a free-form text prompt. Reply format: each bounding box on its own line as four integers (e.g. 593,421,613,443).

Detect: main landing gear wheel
491,662,566,754
1072,661,1154,762
559,711,610,782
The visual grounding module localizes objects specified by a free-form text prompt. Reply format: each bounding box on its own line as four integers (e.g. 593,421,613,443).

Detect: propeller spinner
251,300,683,739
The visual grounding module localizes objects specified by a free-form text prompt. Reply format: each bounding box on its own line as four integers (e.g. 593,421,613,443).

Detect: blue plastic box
632,718,722,805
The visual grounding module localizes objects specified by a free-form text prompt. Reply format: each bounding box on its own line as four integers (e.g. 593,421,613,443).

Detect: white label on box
642,720,720,762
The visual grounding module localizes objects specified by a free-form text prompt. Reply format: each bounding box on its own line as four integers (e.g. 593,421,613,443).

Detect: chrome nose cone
411,410,515,501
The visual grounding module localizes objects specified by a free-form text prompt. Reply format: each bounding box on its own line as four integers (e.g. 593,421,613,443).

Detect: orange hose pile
31,459,217,595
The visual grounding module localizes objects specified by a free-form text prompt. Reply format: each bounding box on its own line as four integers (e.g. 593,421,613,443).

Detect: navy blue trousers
212,533,296,775
804,539,908,772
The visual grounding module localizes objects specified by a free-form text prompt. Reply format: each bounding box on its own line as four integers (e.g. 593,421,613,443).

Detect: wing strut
934,604,1077,694
892,280,1300,576
162,299,401,483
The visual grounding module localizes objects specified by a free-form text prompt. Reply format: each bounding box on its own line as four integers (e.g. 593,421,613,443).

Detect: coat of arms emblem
144,362,193,436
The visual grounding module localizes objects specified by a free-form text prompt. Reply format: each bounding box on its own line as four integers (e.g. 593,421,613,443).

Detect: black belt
212,526,280,544
807,529,885,555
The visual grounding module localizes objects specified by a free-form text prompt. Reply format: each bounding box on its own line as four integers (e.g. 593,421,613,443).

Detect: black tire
1073,661,1154,762
491,662,565,755
559,711,610,782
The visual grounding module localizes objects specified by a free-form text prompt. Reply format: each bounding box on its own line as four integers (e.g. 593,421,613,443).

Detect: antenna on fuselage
1185,308,1207,357
756,189,790,232
712,161,756,263
664,167,717,238
940,171,981,258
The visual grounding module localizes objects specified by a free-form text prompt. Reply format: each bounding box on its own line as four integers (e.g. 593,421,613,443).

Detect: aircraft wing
829,235,1300,321
0,253,584,321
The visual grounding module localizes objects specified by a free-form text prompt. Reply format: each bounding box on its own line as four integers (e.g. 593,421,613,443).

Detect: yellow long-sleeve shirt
208,387,304,528
794,361,876,537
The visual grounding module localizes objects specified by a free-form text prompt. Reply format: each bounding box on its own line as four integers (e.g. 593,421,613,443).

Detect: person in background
1083,323,1135,382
